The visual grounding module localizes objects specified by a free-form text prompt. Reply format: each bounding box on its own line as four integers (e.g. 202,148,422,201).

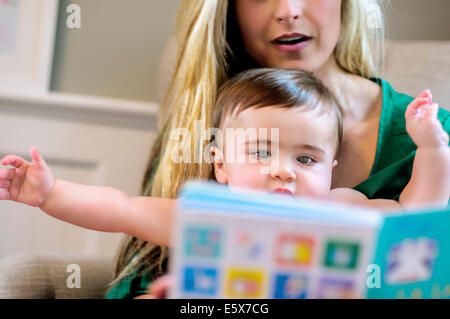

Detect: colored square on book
275,234,314,266
317,277,357,299
183,266,219,295
232,230,266,261
272,273,308,299
323,240,360,270
224,268,265,298
184,226,222,259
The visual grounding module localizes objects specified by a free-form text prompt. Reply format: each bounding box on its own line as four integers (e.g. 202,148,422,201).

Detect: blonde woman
106,0,450,298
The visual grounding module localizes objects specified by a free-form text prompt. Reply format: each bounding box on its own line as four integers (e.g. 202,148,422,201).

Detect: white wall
51,0,180,102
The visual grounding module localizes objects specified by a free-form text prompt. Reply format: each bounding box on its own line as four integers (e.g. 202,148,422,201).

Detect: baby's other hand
405,89,449,148
148,274,174,299
0,146,55,207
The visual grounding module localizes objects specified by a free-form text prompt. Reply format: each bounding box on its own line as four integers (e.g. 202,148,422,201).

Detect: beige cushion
0,253,114,299
382,40,450,110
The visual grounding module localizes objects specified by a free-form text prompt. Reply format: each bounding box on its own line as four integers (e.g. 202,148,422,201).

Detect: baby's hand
405,89,449,148
0,146,55,207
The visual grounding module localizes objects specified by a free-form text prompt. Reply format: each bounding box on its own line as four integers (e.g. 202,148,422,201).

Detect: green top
105,78,450,299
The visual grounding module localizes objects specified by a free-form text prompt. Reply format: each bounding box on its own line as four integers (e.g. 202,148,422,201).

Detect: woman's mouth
272,33,312,52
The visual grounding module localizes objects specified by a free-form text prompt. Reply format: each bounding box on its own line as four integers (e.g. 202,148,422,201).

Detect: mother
106,0,450,298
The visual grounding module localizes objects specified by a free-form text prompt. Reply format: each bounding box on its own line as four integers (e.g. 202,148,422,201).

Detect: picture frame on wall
0,0,59,93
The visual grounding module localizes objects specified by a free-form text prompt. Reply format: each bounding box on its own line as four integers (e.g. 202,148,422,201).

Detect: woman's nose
275,0,303,24
270,162,296,183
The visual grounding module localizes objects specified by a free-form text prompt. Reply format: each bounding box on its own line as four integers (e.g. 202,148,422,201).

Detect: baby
0,68,449,247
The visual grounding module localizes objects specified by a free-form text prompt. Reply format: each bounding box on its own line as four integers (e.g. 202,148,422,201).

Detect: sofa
0,253,114,298
0,40,449,299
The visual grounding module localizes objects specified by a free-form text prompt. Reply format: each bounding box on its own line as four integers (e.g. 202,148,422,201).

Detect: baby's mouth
271,188,294,196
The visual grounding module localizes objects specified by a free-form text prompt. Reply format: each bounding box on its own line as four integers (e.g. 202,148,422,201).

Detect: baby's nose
270,162,296,183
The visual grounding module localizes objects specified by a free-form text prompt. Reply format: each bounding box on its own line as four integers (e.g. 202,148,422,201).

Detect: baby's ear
210,146,228,184
332,160,338,168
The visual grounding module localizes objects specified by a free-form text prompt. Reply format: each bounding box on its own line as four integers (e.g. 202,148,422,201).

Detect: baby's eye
250,150,271,159
296,156,315,165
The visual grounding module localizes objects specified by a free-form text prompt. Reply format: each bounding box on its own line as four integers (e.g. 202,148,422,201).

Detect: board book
169,182,450,299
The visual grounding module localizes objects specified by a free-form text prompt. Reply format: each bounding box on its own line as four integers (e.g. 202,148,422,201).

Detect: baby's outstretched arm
329,90,450,211
0,146,175,246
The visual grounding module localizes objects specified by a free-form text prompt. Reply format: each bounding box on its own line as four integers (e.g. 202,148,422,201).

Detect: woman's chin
269,59,317,73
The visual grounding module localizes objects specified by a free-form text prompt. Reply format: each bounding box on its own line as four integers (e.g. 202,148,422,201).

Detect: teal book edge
368,209,450,299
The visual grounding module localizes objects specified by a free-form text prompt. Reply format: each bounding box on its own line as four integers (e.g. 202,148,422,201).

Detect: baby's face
212,106,338,199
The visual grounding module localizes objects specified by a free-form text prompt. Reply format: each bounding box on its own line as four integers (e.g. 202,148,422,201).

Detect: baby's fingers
0,180,11,189
0,168,15,181
408,97,430,109
416,89,432,101
1,155,27,169
405,97,431,119
0,190,10,200
30,146,47,168
424,103,439,120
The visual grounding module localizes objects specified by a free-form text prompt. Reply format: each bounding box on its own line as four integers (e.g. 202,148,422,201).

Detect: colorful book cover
169,181,449,299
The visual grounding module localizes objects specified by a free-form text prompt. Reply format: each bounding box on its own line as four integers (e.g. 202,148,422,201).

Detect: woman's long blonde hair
109,0,386,291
